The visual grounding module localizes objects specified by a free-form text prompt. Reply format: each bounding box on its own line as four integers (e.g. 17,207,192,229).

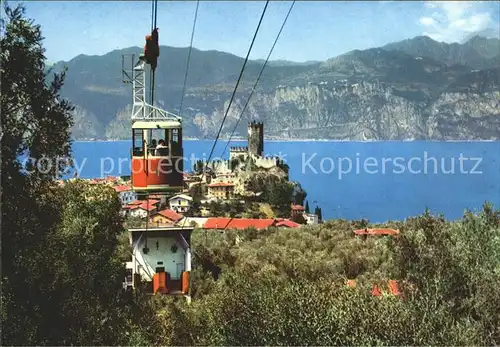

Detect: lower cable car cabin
131,120,184,194
128,226,193,298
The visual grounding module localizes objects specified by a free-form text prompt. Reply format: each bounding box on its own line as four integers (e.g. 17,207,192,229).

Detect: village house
113,185,137,204
303,213,319,225
128,203,157,218
207,182,235,200
125,199,161,218
169,194,193,213
150,208,183,227
291,204,305,219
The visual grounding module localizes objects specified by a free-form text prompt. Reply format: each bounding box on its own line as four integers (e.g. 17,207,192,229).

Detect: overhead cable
221,0,296,157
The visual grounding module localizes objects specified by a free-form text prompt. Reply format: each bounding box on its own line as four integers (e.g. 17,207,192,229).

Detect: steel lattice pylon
122,55,182,122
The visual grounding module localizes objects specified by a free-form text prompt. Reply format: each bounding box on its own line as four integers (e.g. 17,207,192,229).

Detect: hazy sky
16,1,500,63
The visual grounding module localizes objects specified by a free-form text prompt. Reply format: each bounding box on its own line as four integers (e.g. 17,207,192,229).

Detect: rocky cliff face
206,80,500,140
51,35,500,140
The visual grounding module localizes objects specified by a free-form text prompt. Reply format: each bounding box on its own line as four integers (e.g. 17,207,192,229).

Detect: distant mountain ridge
461,28,500,43
49,34,500,141
383,35,499,70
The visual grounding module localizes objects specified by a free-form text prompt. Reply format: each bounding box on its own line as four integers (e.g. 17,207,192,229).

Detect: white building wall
130,208,148,218
304,213,318,225
169,197,191,213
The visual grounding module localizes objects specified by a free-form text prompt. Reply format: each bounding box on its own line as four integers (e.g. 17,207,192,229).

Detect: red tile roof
291,204,305,211
275,219,301,228
371,284,382,296
113,185,131,193
388,280,401,295
345,280,401,297
153,209,183,222
89,178,106,184
353,228,400,236
203,218,276,230
346,279,357,288
208,182,234,187
128,199,160,206
136,203,157,212
127,202,158,212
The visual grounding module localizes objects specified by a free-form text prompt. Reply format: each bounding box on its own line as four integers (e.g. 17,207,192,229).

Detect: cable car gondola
131,119,184,193
121,27,184,196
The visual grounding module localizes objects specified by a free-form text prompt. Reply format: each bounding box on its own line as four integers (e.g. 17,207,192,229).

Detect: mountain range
49,34,500,141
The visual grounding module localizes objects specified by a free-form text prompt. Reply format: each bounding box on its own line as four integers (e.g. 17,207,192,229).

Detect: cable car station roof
132,120,182,129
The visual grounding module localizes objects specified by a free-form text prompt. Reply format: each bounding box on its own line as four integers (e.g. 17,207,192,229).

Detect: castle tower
248,121,264,157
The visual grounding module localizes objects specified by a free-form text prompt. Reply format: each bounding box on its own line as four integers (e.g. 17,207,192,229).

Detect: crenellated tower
248,121,264,157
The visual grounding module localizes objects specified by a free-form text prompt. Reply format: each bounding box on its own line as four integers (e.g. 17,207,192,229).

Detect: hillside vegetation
131,205,500,346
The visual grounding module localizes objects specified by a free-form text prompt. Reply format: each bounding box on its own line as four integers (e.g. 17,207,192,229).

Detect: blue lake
69,140,500,222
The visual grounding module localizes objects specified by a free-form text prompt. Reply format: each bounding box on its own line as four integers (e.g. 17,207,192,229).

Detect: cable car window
132,129,144,156
172,128,179,143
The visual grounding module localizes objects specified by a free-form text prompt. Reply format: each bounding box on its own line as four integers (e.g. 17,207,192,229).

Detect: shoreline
73,138,500,143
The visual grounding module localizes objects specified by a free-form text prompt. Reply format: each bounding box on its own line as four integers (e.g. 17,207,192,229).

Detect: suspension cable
150,0,158,106
205,0,270,168
221,0,295,158
153,0,158,28
179,0,200,117
151,0,155,32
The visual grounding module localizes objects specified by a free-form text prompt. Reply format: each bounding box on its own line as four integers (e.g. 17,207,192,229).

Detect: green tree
305,200,310,214
39,181,129,345
176,207,499,346
209,200,224,216
292,182,307,206
1,6,136,345
268,180,294,217
314,206,323,222
230,157,241,171
193,160,204,174
1,4,74,344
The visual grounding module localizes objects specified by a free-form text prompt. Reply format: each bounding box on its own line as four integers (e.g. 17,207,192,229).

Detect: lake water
69,140,500,222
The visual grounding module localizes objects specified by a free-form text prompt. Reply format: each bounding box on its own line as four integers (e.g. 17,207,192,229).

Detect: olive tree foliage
146,206,500,346
388,204,500,343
